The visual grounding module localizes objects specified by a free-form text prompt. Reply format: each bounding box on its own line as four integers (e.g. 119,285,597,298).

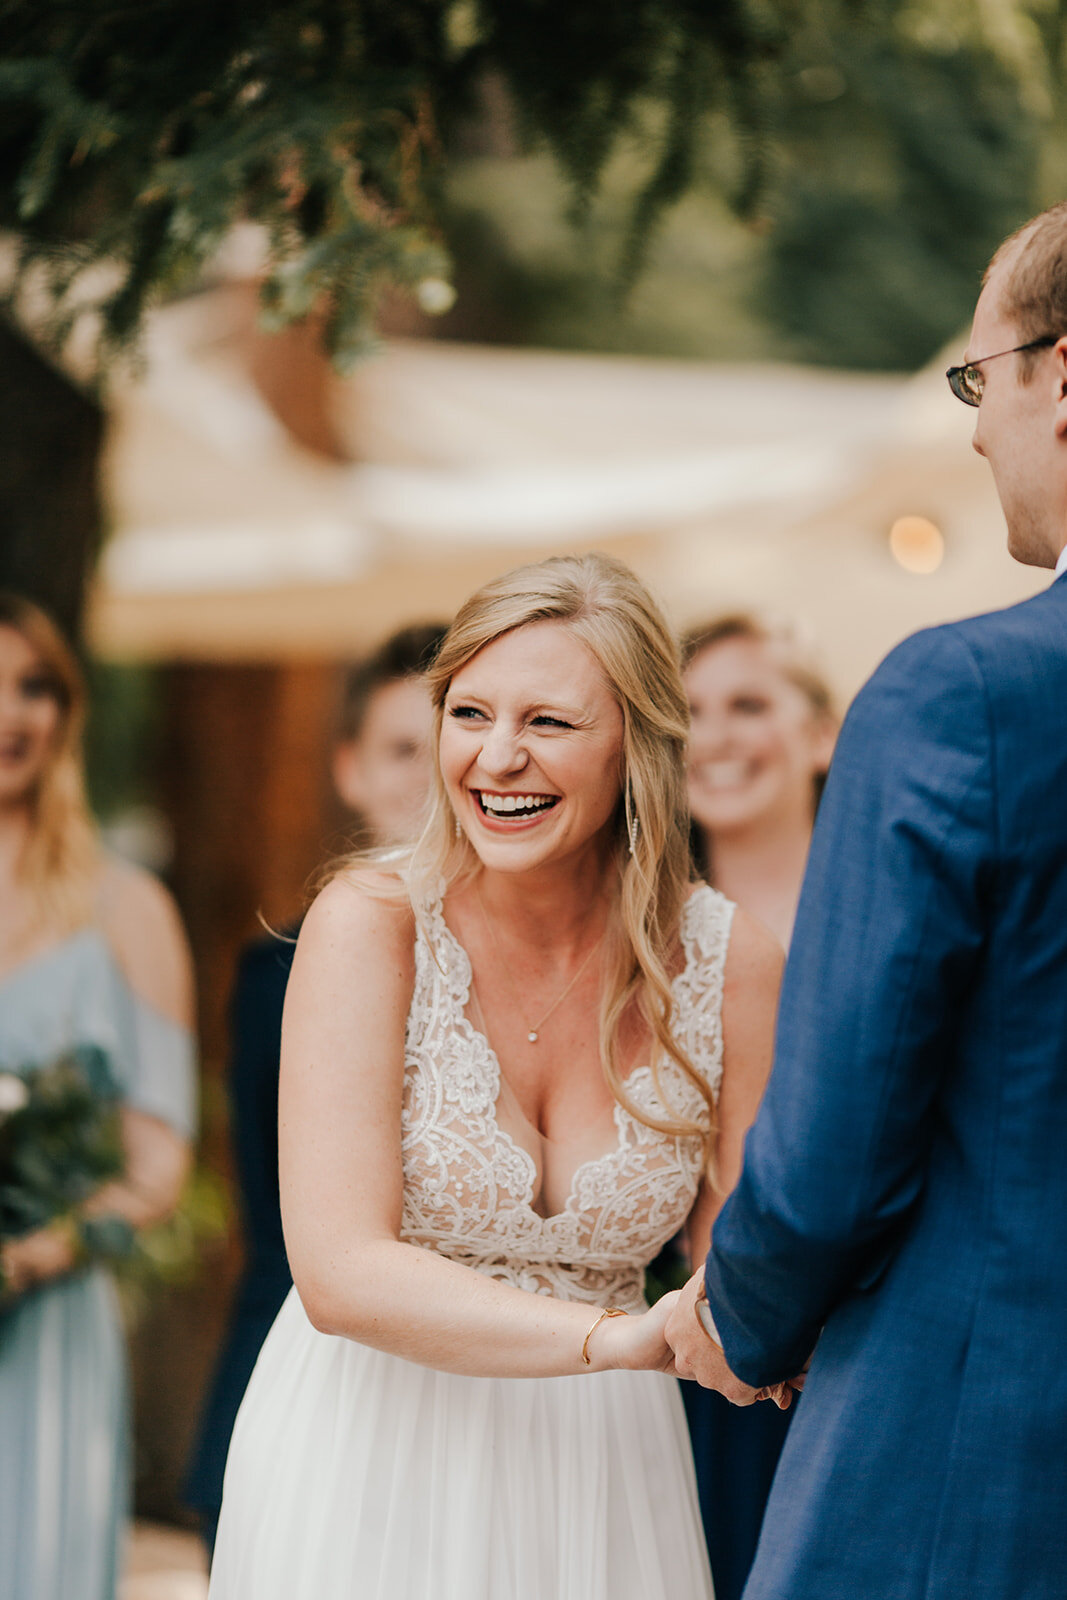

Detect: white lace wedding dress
208,887,731,1600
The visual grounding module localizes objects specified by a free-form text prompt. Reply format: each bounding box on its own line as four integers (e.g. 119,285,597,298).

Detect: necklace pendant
527,1030,539,1044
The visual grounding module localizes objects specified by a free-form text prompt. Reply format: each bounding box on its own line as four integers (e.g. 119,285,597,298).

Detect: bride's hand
595,1292,682,1374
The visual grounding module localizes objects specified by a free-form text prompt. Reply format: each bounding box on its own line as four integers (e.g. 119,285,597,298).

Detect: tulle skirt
209,1288,714,1600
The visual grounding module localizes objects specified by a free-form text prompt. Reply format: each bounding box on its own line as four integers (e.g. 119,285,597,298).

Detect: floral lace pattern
400,887,734,1311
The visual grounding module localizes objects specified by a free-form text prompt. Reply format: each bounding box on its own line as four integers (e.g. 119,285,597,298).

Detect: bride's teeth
479,792,555,815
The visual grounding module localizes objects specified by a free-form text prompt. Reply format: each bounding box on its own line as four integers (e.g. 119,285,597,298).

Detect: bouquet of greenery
0,1043,130,1295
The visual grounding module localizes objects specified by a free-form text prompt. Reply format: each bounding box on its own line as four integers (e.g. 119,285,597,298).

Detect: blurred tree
752,3,1057,369
428,4,1065,369
0,0,1064,624
0,0,793,373
2,1,1063,366
0,318,102,643
0,0,787,627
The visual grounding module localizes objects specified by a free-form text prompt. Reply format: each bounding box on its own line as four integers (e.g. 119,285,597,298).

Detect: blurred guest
183,621,447,1557
0,593,196,1600
685,613,837,948
680,611,837,1600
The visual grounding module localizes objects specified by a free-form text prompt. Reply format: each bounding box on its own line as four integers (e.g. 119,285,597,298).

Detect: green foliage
115,1162,229,1327
437,2,1067,371
435,150,778,359
0,2,1062,374
0,1040,227,1318
0,3,448,368
0,1045,125,1290
84,660,162,819
644,1234,690,1304
753,3,1056,368
0,0,799,372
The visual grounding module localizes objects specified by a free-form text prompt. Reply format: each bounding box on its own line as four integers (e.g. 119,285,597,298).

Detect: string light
889,516,944,574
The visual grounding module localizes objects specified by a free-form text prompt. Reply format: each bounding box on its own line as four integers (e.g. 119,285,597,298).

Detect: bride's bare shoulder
297,867,415,966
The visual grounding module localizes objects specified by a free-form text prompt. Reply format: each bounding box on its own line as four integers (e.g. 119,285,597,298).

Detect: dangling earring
454,812,463,840
625,777,639,856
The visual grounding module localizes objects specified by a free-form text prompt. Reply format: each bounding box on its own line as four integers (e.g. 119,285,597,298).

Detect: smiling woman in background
685,614,837,950
0,592,196,1600
681,610,837,1600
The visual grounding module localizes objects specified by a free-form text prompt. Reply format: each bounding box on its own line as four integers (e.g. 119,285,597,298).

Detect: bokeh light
889,515,945,574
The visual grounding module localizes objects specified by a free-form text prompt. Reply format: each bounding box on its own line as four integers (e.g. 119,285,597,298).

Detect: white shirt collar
1056,545,1067,579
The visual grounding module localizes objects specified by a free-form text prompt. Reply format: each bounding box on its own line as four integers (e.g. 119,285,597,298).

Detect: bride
208,553,785,1600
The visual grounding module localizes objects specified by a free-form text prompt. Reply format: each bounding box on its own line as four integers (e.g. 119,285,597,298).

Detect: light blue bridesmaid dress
0,926,196,1600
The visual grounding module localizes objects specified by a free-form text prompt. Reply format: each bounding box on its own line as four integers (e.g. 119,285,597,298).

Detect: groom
666,202,1067,1598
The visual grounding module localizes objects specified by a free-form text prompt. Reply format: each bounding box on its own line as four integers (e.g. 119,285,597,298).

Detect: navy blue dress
679,828,797,1600
682,1385,793,1600
184,931,297,1552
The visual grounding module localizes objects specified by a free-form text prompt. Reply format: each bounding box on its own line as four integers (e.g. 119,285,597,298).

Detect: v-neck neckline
427,896,697,1225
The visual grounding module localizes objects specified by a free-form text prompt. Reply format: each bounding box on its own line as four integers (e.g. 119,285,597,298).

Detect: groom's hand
665,1268,791,1408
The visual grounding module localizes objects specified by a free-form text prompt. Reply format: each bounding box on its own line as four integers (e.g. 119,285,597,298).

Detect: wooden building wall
130,659,351,1519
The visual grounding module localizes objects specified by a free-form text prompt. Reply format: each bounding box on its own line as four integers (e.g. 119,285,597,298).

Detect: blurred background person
183,621,448,1558
680,611,837,1600
685,614,837,949
329,623,452,849
0,592,196,1600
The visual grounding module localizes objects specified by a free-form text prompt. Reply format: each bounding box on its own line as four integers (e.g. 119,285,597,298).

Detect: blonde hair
681,610,836,878
682,611,835,721
397,552,712,1147
0,593,99,937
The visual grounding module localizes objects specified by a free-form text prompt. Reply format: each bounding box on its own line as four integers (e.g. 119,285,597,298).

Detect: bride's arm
279,876,671,1379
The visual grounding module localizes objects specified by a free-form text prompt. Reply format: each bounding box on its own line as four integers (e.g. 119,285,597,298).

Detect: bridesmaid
681,611,837,1600
0,593,196,1600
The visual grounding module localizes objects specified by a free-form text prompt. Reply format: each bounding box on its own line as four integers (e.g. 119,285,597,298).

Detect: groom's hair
986,199,1067,380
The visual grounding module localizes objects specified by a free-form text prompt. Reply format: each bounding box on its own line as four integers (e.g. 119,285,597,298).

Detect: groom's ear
1051,337,1067,440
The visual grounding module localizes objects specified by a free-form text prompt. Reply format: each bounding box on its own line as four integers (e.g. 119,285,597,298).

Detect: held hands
579,1282,807,1399
587,1291,683,1375
664,1268,799,1409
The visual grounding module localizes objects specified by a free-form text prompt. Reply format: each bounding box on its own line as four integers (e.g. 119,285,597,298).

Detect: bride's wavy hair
0,592,99,937
405,551,713,1149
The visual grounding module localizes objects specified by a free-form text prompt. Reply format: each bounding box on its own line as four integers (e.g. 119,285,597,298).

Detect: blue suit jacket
184,931,296,1519
705,575,1067,1600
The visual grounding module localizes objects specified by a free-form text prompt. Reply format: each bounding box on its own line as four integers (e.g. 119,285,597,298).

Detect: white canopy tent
89,281,1046,698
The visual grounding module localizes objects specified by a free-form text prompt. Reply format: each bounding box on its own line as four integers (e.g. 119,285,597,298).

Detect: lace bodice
400,886,734,1311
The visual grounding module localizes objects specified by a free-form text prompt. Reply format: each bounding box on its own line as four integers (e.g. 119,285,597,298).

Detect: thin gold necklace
473,888,604,1044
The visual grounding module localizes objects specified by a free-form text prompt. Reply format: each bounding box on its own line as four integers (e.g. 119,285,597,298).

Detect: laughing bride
208,553,785,1600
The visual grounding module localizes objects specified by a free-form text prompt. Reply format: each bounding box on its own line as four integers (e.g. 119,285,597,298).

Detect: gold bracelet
580,1306,627,1366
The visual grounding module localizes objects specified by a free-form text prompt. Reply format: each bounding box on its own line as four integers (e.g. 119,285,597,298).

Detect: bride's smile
440,617,625,872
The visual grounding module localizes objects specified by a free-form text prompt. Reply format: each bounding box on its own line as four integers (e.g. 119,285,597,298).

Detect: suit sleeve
704,626,996,1386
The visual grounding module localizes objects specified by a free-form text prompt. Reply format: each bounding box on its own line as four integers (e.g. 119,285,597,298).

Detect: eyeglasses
946,336,1058,406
